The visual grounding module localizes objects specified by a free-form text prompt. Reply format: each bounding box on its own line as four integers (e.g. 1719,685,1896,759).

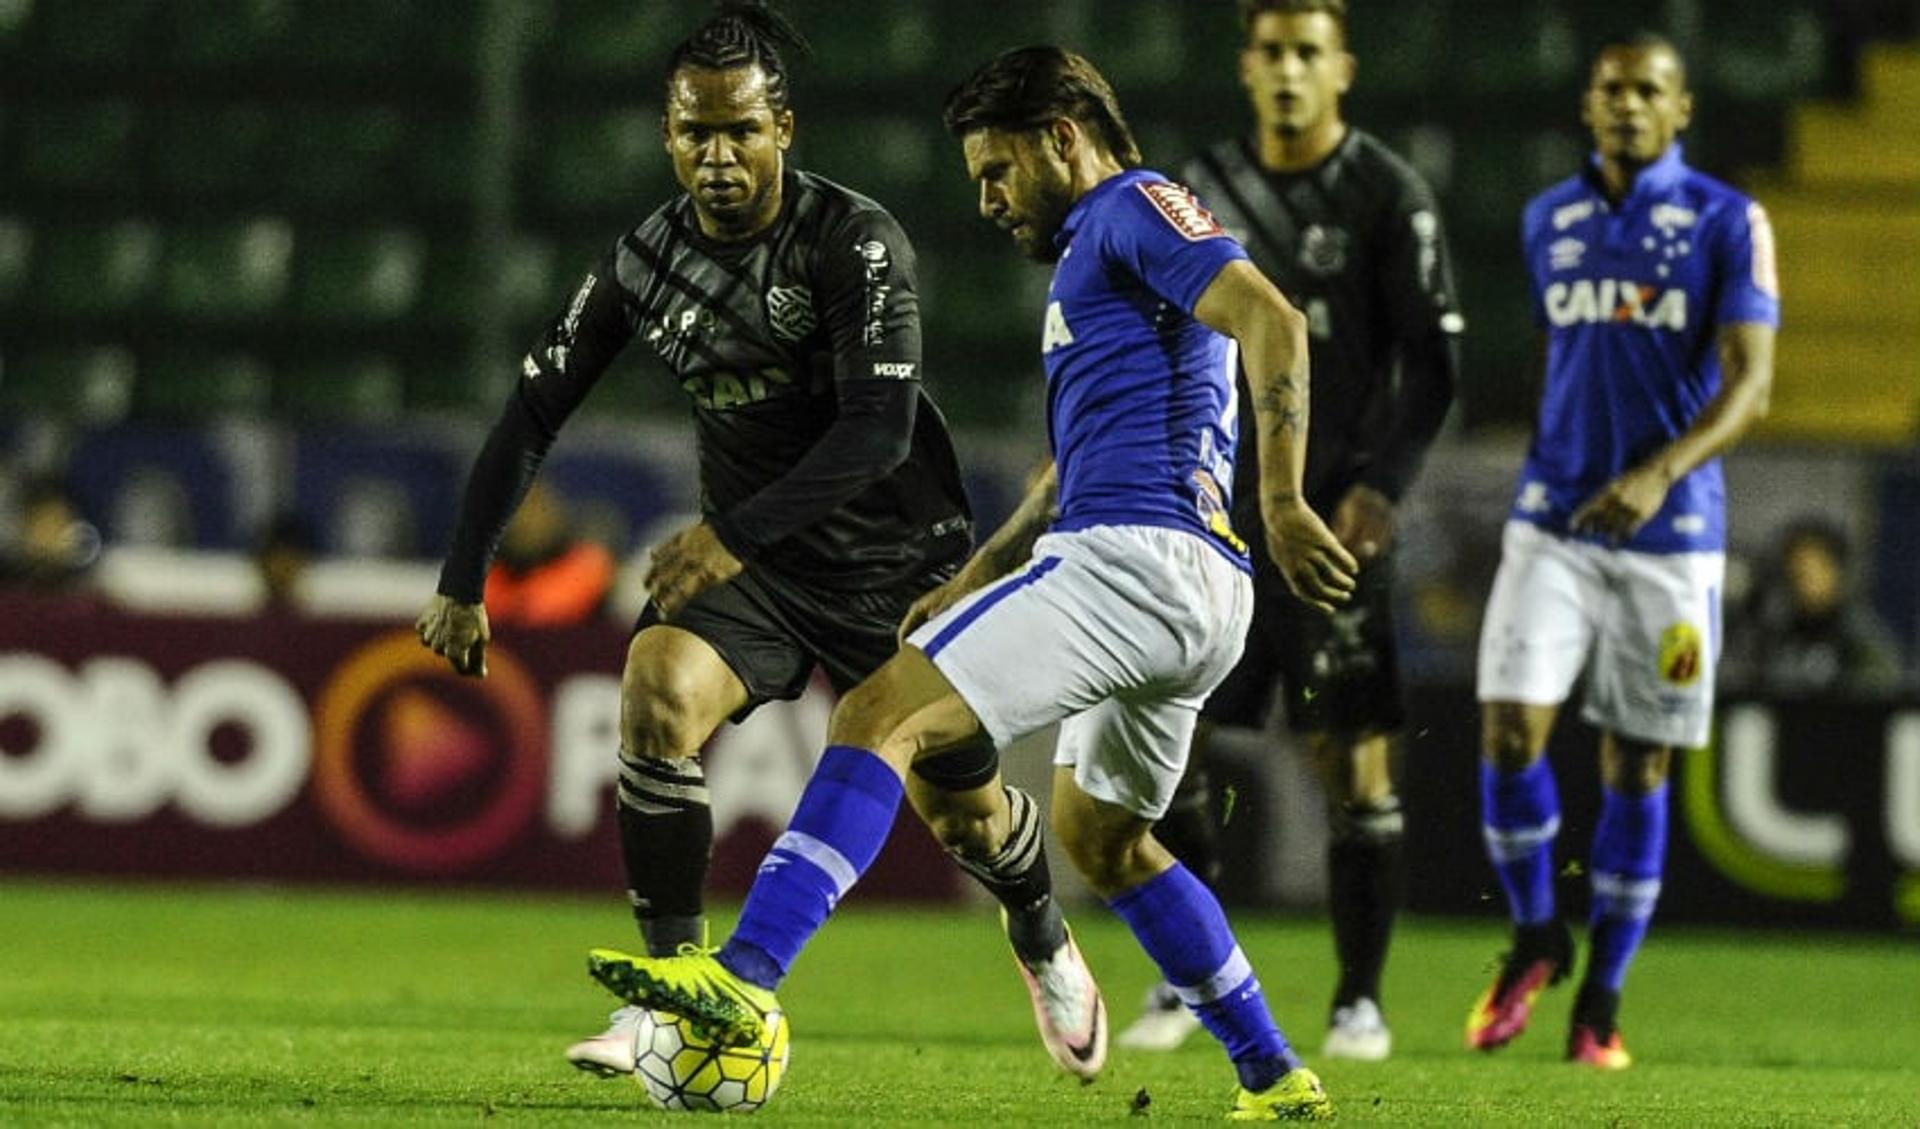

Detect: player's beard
1018,181,1075,264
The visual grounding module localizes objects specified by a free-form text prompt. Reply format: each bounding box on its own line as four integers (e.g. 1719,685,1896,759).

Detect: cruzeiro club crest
765,284,816,343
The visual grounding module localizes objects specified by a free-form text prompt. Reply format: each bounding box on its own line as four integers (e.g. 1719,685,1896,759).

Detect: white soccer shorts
1477,520,1724,749
907,524,1253,819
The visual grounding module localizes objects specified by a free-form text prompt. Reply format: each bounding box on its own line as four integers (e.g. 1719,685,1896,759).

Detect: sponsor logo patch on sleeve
1138,181,1227,242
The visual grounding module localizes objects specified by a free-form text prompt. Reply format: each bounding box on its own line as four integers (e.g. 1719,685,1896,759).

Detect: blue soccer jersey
1513,144,1780,553
1042,169,1252,566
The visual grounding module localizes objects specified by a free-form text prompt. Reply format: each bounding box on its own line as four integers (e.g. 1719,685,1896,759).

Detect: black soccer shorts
1202,551,1406,737
632,562,997,791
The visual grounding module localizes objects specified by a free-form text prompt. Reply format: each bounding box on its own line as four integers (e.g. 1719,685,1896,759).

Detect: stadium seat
417,237,558,333
156,218,294,322
289,227,425,326
534,0,675,79
404,354,510,419
797,117,933,201
1447,6,1581,94
30,0,162,65
0,0,30,64
66,424,244,549
1707,3,1830,101
32,220,163,319
150,104,276,203
404,114,479,211
0,217,29,312
164,0,294,68
273,0,421,69
802,0,936,83
0,346,136,425
133,350,272,421
274,356,406,426
294,430,467,557
529,110,669,217
1062,0,1190,87
275,106,409,212
1345,0,1444,96
14,101,139,200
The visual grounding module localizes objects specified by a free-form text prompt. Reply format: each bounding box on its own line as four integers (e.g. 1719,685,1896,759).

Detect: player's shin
1327,796,1404,1007
1581,784,1668,1026
943,784,1067,963
718,745,903,989
1480,759,1561,925
617,750,713,955
1110,864,1302,1091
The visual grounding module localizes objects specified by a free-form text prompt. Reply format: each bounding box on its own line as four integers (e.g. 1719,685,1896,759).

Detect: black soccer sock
946,784,1066,966
1154,760,1222,888
1572,980,1622,1037
1327,796,1405,1009
616,749,713,957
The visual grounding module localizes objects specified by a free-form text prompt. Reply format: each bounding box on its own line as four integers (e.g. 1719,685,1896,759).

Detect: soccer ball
631,1008,791,1113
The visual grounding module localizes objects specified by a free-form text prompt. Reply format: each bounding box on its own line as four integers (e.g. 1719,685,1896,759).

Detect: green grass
0,880,1915,1126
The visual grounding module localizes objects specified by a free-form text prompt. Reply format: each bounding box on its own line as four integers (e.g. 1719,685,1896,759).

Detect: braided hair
666,1,812,111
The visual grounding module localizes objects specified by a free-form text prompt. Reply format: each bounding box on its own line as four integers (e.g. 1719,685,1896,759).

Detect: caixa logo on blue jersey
1545,278,1689,331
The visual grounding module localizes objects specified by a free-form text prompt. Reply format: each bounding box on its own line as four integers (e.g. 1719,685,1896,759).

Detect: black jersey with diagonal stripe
1182,129,1462,518
515,169,972,592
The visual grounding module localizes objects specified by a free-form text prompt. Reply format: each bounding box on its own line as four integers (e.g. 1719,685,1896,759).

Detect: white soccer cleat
1010,925,1108,1080
1322,997,1392,1062
1115,980,1202,1051
564,1004,646,1077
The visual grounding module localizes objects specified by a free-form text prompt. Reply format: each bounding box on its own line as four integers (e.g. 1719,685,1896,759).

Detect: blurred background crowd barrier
2,1,1919,929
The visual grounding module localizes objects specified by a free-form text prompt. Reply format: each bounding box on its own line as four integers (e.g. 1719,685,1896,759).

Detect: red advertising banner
0,595,961,901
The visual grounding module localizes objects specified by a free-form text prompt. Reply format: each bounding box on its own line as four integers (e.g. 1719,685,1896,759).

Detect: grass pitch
1,879,1914,1125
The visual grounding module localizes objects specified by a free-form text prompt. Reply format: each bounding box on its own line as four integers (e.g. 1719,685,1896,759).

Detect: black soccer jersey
439,170,973,600
1181,129,1462,521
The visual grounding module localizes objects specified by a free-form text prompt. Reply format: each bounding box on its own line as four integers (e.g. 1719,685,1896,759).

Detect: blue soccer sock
1480,758,1561,926
1585,785,1668,994
1110,864,1301,1092
718,745,903,990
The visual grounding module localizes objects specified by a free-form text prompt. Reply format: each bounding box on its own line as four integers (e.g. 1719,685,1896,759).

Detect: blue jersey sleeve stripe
920,556,1063,659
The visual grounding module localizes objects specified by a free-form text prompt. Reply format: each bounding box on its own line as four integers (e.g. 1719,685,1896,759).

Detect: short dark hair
942,46,1143,168
1595,31,1689,86
1239,0,1346,35
666,0,811,112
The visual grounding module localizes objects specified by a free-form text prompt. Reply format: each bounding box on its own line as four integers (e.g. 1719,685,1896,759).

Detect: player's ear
1336,49,1356,96
775,107,795,151
1047,118,1075,163
1673,88,1694,132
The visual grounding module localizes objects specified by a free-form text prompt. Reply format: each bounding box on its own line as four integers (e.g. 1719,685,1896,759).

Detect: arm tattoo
1255,367,1307,439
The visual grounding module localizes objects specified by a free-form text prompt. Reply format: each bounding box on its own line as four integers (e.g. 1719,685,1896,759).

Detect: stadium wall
2,596,1916,933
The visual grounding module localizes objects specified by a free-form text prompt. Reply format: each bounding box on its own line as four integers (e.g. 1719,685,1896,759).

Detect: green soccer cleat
1227,1067,1333,1121
587,945,780,1049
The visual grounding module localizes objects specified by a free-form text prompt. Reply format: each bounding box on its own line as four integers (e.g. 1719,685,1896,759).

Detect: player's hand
1331,483,1395,563
645,522,743,619
897,569,983,644
1264,498,1359,615
1571,464,1671,543
416,593,491,677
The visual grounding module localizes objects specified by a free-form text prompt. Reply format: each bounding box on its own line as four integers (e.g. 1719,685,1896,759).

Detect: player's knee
1606,747,1672,795
1482,711,1543,773
621,662,710,760
1328,794,1404,845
